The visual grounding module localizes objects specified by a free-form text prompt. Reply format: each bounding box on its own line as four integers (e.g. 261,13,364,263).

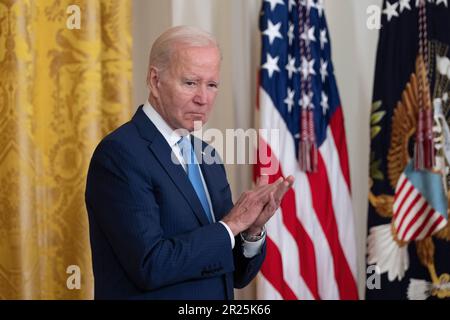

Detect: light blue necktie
178,136,213,223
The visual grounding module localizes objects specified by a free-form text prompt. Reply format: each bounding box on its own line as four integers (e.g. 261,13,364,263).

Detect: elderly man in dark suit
85,25,294,300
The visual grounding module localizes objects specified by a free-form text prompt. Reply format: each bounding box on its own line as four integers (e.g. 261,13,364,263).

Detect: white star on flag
399,0,412,12
300,92,314,110
262,53,280,78
265,0,284,11
383,1,399,22
286,55,297,79
284,88,295,113
321,92,329,115
436,0,448,6
315,0,325,17
288,24,295,46
320,59,328,83
300,57,316,80
320,29,328,50
301,26,316,44
263,20,283,45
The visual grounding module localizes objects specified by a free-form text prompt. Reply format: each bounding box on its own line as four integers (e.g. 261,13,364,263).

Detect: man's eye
185,81,196,87
208,83,218,89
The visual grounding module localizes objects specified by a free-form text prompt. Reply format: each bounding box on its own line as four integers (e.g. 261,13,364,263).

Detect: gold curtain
0,0,132,299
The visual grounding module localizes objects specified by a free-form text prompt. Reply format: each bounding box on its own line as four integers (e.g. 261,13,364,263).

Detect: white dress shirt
142,101,265,258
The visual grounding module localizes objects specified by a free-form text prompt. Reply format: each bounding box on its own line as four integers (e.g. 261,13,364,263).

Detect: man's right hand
221,176,287,236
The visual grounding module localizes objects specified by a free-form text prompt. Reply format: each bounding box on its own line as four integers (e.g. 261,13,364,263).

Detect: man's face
152,45,221,132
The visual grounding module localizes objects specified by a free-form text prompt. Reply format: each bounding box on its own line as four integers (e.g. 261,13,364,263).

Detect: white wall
324,0,382,298
132,0,172,108
132,0,383,299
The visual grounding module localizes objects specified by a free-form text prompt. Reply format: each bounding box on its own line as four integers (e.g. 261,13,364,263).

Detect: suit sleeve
85,139,236,291
232,225,267,289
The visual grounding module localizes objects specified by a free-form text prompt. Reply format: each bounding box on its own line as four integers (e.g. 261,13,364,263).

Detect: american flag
254,0,358,299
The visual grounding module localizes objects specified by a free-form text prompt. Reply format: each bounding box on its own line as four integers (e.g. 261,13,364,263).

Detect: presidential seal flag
367,0,450,300
254,0,358,300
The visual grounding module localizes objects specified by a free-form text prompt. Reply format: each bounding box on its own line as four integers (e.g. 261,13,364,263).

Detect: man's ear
147,66,160,97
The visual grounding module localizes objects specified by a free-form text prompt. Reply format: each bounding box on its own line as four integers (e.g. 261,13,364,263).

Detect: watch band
241,225,266,242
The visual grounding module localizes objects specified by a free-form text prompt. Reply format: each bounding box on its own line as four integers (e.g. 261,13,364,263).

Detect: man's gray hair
149,25,221,73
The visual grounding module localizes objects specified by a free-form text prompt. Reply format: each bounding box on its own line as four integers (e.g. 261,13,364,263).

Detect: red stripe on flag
261,237,298,300
394,185,415,222
329,107,351,193
399,201,428,240
256,138,320,300
409,207,435,240
307,154,358,299
425,215,445,238
394,177,408,203
397,193,421,235
278,189,320,300
393,178,409,219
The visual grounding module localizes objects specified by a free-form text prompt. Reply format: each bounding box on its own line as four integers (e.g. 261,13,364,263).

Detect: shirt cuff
241,232,266,258
219,221,235,249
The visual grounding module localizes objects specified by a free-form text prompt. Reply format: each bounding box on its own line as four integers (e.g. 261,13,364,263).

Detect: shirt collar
142,100,188,147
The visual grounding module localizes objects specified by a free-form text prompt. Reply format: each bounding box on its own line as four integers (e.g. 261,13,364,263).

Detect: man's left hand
245,175,295,236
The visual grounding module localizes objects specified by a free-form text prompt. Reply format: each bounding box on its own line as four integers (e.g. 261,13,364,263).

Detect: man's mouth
187,113,204,119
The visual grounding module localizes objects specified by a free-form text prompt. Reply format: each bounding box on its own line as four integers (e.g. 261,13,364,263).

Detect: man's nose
193,85,208,105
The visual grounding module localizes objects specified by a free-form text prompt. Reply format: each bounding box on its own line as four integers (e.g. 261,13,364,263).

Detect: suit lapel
148,138,210,226
132,106,210,226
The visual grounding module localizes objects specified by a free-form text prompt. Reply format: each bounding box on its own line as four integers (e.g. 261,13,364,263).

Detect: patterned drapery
0,0,132,299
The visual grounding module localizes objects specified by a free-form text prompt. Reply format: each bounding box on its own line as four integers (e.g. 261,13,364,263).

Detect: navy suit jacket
85,106,266,299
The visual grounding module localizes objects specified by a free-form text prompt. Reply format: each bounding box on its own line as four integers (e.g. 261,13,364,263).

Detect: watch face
242,227,266,242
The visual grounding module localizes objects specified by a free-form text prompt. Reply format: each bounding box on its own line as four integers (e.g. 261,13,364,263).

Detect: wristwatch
241,225,266,242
